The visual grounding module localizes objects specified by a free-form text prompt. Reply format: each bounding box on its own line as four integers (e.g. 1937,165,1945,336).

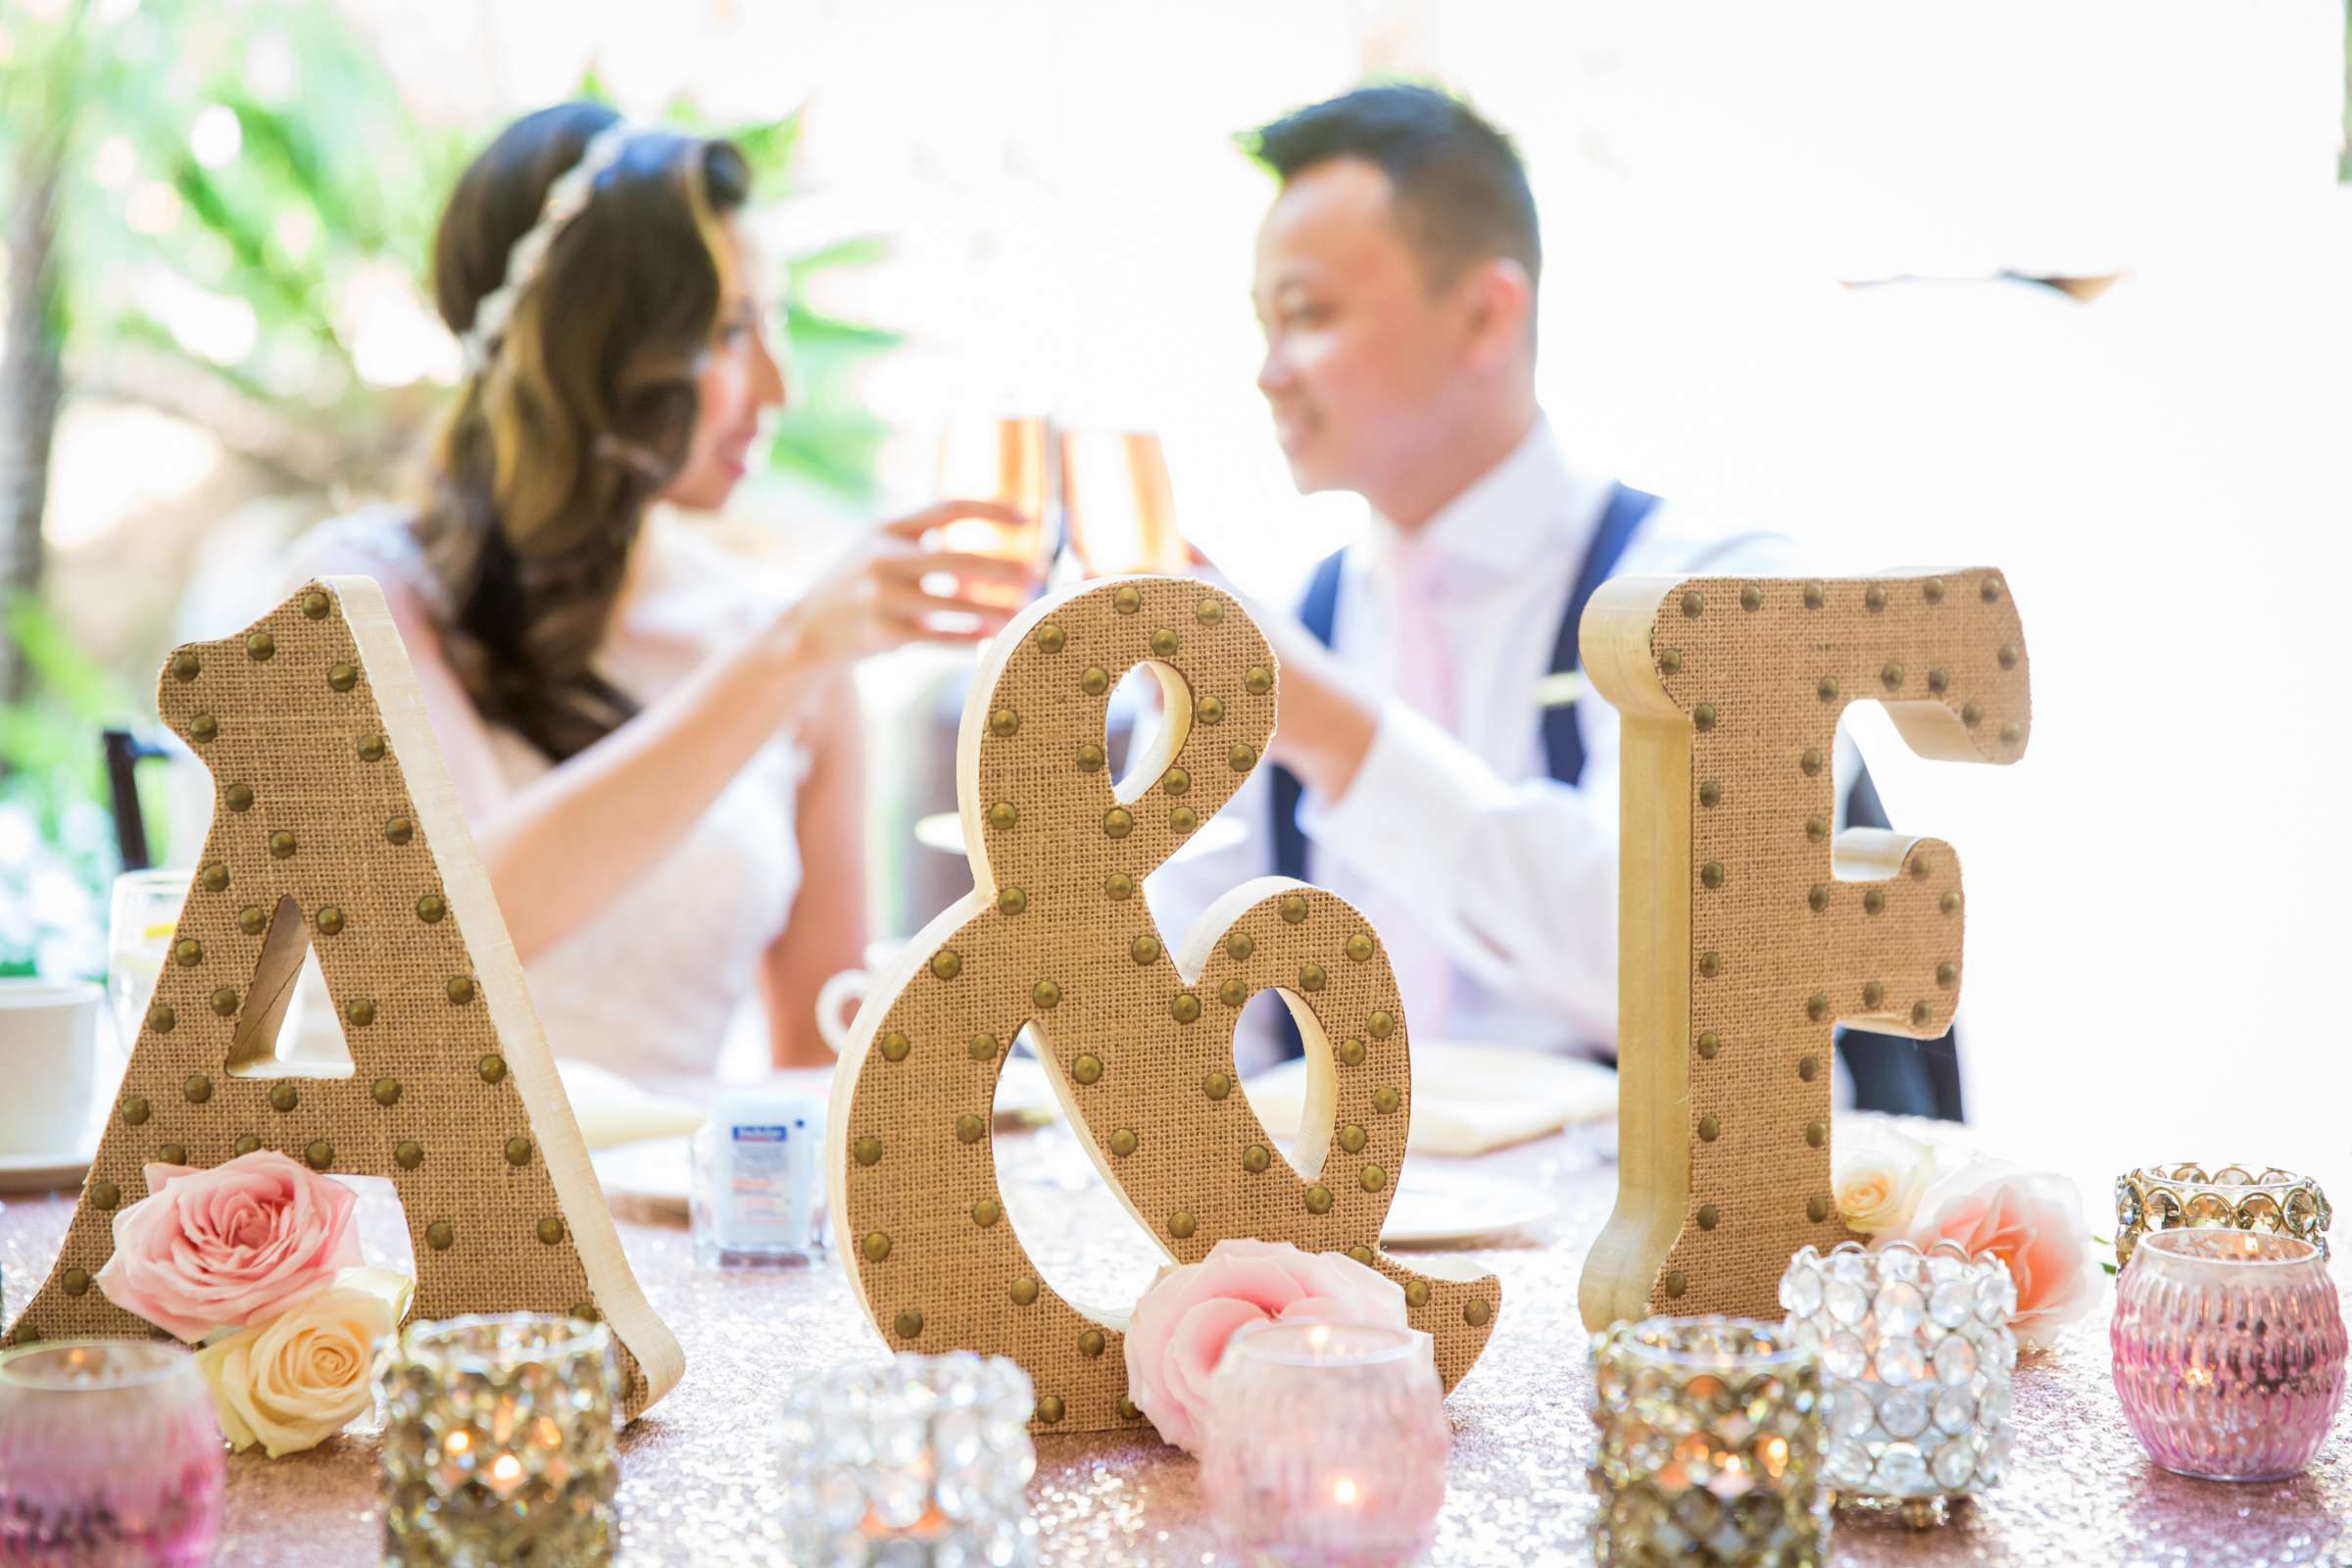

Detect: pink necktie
1390,541,1455,732
1381,539,1456,1033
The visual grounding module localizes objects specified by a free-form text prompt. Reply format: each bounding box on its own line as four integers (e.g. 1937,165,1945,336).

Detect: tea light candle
1589,1316,1827,1563
378,1313,623,1566
773,1352,1040,1565
0,1339,224,1568
2113,1163,2331,1267
2111,1228,2347,1481
1780,1240,2017,1525
1199,1321,1449,1568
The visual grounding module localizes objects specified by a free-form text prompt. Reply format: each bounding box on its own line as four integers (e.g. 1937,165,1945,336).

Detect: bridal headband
459,118,636,374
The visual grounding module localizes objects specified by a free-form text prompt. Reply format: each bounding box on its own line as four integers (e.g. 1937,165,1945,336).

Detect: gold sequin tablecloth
5,1124,2350,1566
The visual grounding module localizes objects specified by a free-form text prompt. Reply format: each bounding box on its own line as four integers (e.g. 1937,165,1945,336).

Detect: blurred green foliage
0,2,898,963
647,86,900,501
0,1,894,494
0,597,150,975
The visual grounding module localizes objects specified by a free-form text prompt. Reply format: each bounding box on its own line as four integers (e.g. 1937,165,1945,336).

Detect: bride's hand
775,499,1044,666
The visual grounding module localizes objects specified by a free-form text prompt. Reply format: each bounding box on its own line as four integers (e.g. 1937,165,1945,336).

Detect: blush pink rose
1909,1159,2104,1352
1121,1238,1407,1454
96,1151,362,1342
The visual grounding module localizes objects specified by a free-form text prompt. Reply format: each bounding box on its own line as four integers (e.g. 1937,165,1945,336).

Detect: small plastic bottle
689,1084,829,1268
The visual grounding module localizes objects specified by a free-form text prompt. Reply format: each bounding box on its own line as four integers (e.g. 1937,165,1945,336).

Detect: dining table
3,1112,2347,1567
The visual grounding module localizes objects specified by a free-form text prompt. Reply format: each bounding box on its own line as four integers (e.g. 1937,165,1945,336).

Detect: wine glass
933,415,1052,568
1060,428,1186,577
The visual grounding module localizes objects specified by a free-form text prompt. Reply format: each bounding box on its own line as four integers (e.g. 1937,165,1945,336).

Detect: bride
285,102,1032,1080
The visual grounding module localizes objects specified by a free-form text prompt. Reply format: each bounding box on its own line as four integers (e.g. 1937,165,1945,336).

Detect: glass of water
106,869,189,1062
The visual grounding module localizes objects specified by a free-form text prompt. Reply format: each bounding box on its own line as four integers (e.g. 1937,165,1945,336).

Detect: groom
1170,84,1954,1116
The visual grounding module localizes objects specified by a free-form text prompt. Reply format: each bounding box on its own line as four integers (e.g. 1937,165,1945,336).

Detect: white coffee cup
814,939,912,1055
0,979,102,1156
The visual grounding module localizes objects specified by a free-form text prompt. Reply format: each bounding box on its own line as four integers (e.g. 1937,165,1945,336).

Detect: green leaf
788,234,893,275
573,62,615,105
727,110,804,185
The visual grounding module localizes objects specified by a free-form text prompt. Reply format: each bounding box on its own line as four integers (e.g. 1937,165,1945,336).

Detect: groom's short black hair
1246,82,1540,293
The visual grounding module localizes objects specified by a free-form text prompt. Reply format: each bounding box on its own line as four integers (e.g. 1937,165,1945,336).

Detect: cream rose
193,1267,411,1457
1832,1123,1938,1236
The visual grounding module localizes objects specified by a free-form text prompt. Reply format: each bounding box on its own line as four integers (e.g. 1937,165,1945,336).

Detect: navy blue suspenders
1269,481,1658,882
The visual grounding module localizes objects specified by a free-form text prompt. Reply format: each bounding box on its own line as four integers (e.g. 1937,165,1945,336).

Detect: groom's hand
1182,548,1379,803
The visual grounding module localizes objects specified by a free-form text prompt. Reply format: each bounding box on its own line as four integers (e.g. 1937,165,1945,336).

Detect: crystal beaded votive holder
379,1312,622,1567
2114,1163,2331,1268
1200,1321,1450,1568
1588,1316,1826,1566
1780,1240,2016,1523
2111,1228,2346,1481
774,1351,1040,1566
0,1339,224,1568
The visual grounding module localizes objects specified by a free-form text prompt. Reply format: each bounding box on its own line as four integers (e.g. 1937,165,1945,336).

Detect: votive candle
1200,1321,1450,1568
1589,1316,1826,1565
0,1339,224,1568
2111,1228,2346,1481
378,1312,622,1566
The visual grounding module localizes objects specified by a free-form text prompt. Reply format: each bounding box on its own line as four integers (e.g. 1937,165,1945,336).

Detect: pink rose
96,1151,363,1342
1908,1159,2103,1351
1122,1238,1407,1454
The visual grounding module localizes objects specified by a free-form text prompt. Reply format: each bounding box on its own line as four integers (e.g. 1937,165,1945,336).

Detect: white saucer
0,1145,95,1194
915,810,1246,862
1379,1165,1558,1246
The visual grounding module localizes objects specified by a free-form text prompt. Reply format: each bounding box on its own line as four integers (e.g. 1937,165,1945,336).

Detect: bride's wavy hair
414,102,751,760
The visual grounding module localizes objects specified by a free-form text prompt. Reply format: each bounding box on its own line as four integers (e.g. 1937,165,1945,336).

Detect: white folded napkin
554,1059,708,1151
1243,1039,1616,1156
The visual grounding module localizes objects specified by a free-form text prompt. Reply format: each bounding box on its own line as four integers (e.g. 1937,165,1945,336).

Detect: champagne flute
1060,428,1186,577
933,415,1051,568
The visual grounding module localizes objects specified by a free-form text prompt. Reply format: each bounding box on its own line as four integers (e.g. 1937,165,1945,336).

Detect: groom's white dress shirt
1150,418,1846,1062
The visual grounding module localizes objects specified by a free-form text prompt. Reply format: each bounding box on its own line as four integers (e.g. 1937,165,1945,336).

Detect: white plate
591,1057,1061,1214
915,810,1246,862
596,1138,1555,1250
591,1137,695,1215
0,1145,95,1194
1379,1165,1558,1246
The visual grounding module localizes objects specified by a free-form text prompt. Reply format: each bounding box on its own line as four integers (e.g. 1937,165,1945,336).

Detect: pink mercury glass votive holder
2111,1228,2347,1482
1199,1320,1451,1568
0,1339,225,1568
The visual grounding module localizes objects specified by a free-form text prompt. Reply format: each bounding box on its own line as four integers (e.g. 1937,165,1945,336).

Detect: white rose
1832,1124,1938,1236
193,1267,410,1458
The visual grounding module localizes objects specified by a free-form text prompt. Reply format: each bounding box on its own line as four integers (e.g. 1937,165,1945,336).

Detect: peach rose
1909,1159,2103,1351
96,1151,362,1342
193,1266,410,1457
1122,1238,1407,1454
1833,1123,1938,1236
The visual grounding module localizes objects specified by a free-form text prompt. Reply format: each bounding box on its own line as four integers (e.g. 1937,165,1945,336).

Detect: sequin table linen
5,1123,2351,1566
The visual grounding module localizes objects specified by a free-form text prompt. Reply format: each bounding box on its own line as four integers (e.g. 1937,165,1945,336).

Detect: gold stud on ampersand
829,576,1499,1435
